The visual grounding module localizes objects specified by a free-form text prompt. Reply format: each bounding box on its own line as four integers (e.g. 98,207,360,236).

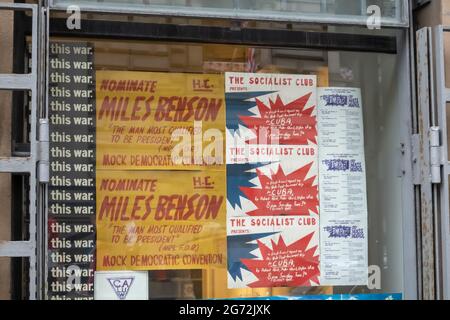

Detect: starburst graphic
227,232,277,281
241,233,319,288
239,93,317,145
227,162,269,209
240,163,318,216
225,91,275,131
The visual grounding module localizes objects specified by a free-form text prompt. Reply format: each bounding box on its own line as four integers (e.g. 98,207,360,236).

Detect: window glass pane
0,257,29,300
47,28,408,300
51,0,406,25
0,8,34,74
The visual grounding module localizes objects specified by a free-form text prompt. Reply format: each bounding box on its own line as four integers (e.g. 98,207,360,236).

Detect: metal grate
0,3,39,300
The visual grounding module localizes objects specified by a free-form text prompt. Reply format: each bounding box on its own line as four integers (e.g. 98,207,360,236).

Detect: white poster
317,87,368,285
94,271,149,300
225,72,320,288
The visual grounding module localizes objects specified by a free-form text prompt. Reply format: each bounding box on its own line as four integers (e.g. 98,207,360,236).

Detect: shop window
46,35,407,300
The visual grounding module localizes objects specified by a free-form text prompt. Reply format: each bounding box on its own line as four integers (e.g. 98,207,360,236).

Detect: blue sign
224,293,402,300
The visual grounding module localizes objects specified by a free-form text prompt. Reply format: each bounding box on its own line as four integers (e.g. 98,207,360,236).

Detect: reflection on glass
49,30,405,299
52,0,402,21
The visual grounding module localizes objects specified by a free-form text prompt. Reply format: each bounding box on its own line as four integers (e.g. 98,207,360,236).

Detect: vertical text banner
48,42,96,300
96,71,227,270
318,87,368,285
225,73,320,288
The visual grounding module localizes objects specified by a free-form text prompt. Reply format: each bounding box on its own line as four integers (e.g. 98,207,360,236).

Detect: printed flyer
225,72,320,288
96,71,227,271
317,87,368,285
96,170,226,270
96,71,226,170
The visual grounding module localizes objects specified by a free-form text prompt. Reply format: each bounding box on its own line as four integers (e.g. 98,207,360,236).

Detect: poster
48,42,96,300
96,71,226,170
225,72,320,288
96,71,227,271
96,170,226,270
317,87,368,285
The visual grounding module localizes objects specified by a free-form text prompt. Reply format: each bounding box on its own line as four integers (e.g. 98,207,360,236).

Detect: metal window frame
0,0,421,303
431,25,450,300
415,27,437,300
0,2,49,301
0,3,38,300
48,0,409,28
399,15,419,300
414,25,450,300
44,15,419,300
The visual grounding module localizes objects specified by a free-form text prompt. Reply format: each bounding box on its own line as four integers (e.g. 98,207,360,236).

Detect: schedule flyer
318,87,368,286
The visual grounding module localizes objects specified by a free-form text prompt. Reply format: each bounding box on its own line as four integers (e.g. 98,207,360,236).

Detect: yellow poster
96,71,226,270
96,170,226,270
96,71,225,171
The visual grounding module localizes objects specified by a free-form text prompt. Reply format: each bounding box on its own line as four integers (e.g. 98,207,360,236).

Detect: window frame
49,0,409,28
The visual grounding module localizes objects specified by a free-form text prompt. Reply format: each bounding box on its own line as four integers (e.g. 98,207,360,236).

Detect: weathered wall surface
0,0,13,300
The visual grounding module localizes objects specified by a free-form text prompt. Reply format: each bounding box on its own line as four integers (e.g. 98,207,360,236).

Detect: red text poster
225,73,320,288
